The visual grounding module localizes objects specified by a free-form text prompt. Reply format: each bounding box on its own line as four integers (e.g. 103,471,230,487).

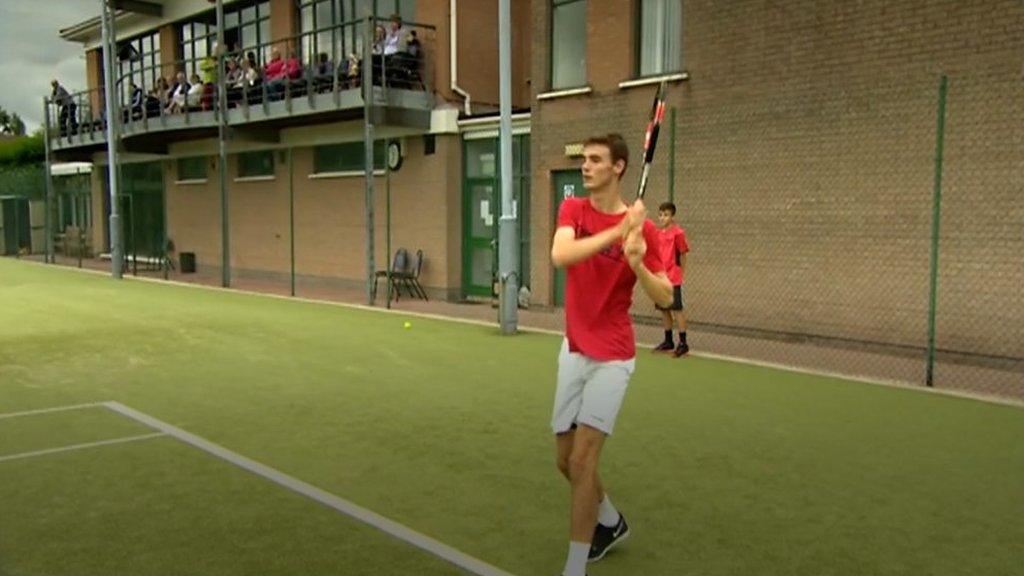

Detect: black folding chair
373,248,410,302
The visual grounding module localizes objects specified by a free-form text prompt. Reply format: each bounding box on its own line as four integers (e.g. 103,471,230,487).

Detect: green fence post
668,106,676,204
925,74,948,388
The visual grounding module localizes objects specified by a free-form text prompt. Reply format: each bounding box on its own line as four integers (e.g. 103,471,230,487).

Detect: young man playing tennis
550,134,673,576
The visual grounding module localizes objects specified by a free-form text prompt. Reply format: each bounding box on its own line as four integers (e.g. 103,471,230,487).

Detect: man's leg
568,425,606,541
557,424,606,576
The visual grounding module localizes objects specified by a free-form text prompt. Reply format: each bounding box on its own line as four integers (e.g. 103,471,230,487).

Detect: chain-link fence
532,69,1021,402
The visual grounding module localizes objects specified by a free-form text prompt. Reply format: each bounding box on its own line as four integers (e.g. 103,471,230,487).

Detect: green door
552,169,583,306
461,136,531,299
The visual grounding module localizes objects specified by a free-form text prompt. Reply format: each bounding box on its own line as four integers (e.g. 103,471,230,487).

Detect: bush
0,135,45,167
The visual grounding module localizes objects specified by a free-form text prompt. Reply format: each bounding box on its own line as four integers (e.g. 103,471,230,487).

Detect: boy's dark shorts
656,285,685,311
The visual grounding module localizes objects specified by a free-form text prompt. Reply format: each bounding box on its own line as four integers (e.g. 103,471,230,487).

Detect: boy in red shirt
550,134,672,576
652,201,691,357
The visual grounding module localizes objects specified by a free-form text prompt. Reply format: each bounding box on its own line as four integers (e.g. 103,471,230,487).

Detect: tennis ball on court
403,321,412,330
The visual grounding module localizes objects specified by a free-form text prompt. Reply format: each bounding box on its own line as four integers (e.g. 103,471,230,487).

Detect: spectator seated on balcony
284,51,304,95
388,30,424,89
312,52,336,92
186,73,204,109
264,48,287,100
343,53,361,88
166,72,189,114
225,59,243,106
125,82,144,122
233,58,262,104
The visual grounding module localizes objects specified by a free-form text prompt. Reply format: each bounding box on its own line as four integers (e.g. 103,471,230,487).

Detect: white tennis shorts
551,339,636,436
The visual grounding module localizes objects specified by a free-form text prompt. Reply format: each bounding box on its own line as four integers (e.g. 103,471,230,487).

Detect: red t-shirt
558,197,664,361
657,224,689,286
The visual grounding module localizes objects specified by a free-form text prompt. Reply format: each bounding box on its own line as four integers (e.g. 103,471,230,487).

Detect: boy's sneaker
653,342,674,353
674,342,689,357
588,515,630,563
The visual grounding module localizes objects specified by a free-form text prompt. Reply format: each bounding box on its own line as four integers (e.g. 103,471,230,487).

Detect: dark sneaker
588,514,630,563
674,342,690,357
653,342,674,353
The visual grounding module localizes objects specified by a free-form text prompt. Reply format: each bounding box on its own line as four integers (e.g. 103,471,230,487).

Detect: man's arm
550,223,625,269
678,253,686,281
624,228,673,307
551,199,647,268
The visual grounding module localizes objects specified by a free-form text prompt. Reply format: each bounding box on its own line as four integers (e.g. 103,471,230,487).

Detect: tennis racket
635,80,668,200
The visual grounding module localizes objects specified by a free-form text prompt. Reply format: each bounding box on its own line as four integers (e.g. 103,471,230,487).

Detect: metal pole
43,98,55,264
216,0,231,287
289,147,295,297
668,106,676,204
925,74,948,388
497,0,518,333
385,137,392,309
101,0,123,279
362,12,376,305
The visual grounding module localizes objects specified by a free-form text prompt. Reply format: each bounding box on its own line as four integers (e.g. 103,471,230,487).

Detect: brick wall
164,136,462,297
530,0,1024,359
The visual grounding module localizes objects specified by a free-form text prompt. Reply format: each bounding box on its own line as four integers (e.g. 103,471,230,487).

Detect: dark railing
46,17,436,145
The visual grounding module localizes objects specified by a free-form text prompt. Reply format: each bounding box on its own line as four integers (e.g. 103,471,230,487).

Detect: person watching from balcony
186,73,203,108
127,81,144,121
383,14,408,56
50,79,78,136
199,43,221,110
167,72,190,114
265,48,287,100
284,50,302,81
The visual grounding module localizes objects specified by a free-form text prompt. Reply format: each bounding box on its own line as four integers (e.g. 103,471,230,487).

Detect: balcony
47,18,437,159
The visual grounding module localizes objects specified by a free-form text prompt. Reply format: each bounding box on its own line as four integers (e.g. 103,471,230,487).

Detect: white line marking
0,433,166,464
102,402,518,576
0,402,104,420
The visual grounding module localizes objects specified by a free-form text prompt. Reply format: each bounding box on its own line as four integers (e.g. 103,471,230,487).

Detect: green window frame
177,157,207,181
550,0,587,90
313,141,386,174
238,151,275,178
637,0,682,77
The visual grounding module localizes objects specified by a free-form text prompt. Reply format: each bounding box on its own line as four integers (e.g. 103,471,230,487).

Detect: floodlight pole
362,12,376,305
216,0,231,287
101,0,123,279
497,0,519,333
43,97,55,264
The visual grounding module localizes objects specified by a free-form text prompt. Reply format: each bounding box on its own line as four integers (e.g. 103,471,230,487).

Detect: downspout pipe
450,0,472,116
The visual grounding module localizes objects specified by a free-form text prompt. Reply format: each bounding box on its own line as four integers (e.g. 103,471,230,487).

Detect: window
313,141,386,173
298,0,416,65
238,151,275,178
117,32,160,102
551,0,587,90
177,157,207,181
638,0,682,77
180,1,271,78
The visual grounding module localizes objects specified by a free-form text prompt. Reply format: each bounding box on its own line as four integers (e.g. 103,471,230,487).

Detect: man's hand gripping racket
624,81,669,269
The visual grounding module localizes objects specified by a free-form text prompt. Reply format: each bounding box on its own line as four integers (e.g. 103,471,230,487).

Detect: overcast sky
0,1,98,133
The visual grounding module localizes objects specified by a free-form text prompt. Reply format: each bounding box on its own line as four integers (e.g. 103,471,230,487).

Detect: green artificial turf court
1,257,1022,576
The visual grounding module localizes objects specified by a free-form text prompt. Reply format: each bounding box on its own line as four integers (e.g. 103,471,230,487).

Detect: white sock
562,541,590,576
598,494,620,527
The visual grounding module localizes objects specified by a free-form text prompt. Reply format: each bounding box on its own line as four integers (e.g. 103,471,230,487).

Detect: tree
0,106,27,136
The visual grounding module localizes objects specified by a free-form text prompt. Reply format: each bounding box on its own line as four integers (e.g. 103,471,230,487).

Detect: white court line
0,433,166,464
102,402,518,576
0,402,104,421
